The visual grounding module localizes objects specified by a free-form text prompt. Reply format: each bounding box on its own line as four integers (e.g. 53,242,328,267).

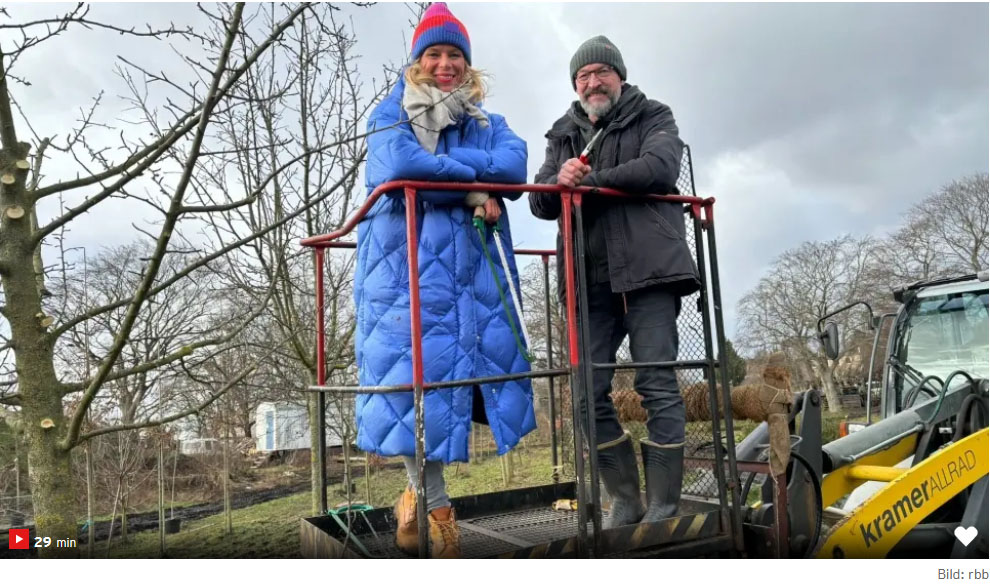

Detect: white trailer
255,400,351,452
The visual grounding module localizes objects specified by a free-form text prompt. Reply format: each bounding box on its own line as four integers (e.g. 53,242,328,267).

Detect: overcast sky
6,2,989,343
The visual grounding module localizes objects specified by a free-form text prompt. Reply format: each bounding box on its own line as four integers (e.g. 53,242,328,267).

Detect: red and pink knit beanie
411,3,471,64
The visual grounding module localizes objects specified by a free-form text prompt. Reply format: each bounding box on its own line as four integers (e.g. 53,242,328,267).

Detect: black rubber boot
640,439,684,523
597,431,645,529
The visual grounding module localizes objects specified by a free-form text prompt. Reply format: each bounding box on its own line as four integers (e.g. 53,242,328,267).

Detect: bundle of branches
613,357,793,423
613,388,647,423
683,359,793,423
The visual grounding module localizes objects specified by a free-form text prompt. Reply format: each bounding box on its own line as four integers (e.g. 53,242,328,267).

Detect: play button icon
8,528,29,550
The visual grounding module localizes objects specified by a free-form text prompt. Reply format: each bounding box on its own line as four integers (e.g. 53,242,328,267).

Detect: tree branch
31,3,311,214
73,360,256,445
60,275,277,394
0,47,24,148
52,149,364,341
61,3,290,450
179,194,257,214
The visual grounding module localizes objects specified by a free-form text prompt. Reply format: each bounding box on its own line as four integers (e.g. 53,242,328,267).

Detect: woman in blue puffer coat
353,3,535,557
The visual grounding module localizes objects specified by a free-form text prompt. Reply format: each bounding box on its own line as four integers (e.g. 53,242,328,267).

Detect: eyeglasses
576,65,616,84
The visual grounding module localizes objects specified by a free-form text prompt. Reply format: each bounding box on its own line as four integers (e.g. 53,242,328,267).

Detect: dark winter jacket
529,84,700,298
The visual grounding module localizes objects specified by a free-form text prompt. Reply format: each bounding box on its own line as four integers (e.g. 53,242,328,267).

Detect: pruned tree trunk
15,325,76,556
23,418,77,557
0,111,77,554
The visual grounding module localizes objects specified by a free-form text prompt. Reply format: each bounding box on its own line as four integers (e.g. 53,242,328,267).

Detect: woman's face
419,44,466,92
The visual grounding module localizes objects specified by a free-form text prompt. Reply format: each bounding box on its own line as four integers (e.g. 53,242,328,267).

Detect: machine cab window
891,281,989,410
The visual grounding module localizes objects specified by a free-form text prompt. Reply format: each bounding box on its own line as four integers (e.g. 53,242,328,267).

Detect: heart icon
954,526,978,547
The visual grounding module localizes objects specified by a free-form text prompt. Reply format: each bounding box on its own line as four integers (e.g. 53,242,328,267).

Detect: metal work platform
299,147,751,559
301,483,728,559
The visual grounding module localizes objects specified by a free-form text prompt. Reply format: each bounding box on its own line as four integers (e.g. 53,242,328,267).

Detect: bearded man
529,35,700,529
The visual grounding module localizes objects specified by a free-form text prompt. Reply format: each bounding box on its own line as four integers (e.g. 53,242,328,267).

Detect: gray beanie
569,35,627,88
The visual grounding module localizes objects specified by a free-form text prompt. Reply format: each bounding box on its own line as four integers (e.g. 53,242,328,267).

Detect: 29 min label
34,536,76,549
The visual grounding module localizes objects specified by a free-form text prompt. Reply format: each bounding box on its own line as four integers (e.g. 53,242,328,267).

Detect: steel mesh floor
361,528,521,559
469,507,586,548
357,508,585,558
344,497,716,559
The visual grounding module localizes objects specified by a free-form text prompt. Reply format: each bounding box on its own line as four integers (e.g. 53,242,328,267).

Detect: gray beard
579,91,618,119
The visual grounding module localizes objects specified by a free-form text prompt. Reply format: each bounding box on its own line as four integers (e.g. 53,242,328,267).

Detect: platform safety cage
300,145,742,558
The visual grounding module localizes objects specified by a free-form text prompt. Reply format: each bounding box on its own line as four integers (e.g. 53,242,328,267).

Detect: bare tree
189,4,396,513
875,213,946,285
909,173,989,274
519,259,566,374
0,414,25,523
54,242,224,425
518,257,583,478
220,316,290,439
90,429,157,547
0,4,318,554
737,235,877,412
874,173,989,286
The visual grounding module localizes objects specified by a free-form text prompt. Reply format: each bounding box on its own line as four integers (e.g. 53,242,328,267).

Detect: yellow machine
818,428,987,558
776,271,988,559
736,272,988,559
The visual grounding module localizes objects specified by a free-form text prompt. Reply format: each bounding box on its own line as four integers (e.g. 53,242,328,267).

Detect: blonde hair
405,60,488,104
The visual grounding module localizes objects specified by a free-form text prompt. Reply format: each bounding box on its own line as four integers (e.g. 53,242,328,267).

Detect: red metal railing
300,179,713,390
301,180,717,558
300,180,712,248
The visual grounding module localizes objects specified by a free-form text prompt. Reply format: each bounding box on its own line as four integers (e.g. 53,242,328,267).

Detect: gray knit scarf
402,81,489,154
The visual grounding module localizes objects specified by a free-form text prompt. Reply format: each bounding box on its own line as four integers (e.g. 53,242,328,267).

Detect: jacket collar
546,83,647,139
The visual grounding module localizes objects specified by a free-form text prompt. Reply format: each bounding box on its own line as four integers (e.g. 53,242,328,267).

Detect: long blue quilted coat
353,74,536,464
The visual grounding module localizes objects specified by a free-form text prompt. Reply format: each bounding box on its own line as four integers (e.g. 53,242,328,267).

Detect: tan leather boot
394,485,418,556
428,506,461,559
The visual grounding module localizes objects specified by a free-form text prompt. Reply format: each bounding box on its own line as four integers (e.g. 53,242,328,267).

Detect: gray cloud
5,2,987,341
454,2,988,338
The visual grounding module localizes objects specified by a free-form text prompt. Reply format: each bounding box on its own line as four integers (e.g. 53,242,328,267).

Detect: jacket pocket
646,202,681,239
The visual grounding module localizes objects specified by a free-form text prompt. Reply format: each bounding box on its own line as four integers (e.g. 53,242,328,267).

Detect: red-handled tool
579,128,604,165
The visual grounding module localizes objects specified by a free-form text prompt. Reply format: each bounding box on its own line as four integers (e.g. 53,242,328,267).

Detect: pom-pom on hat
411,3,471,64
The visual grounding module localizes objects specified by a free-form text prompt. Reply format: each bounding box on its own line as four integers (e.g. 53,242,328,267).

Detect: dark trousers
579,283,686,446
